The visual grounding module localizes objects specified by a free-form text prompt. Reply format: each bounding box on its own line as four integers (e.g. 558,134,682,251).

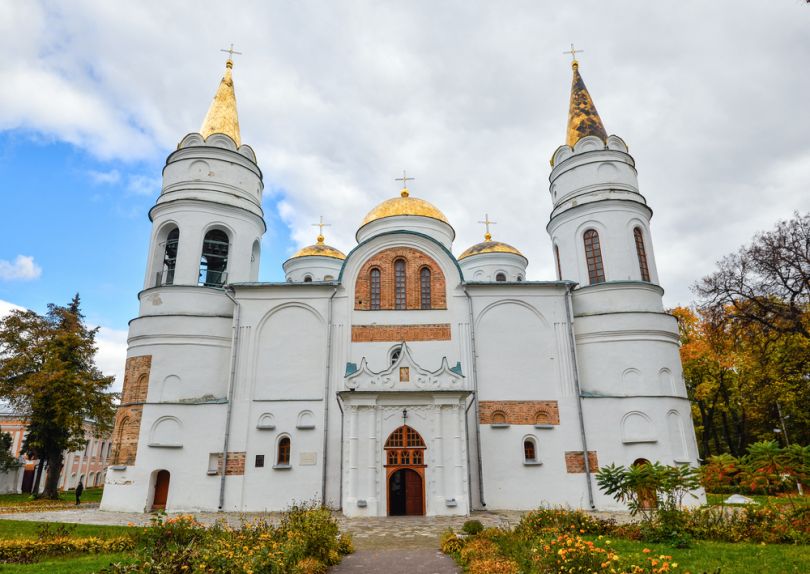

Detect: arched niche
667,410,689,462
621,411,656,444
149,416,183,448
256,412,276,430
297,410,316,430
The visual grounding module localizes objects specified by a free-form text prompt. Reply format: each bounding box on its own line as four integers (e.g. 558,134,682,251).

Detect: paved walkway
329,548,460,573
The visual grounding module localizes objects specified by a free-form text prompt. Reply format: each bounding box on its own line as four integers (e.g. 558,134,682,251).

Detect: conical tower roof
200,59,241,146
566,61,607,147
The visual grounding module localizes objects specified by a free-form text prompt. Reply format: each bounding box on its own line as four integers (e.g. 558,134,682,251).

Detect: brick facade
355,247,447,310
215,452,246,476
565,451,599,473
479,401,560,425
351,324,452,342
110,355,151,466
121,355,151,404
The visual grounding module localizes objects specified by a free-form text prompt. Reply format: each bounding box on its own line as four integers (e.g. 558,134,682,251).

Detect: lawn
0,488,104,507
0,552,134,574
605,537,810,574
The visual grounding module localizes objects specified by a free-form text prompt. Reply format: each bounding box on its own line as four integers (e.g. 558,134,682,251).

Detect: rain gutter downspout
219,287,241,511
564,283,595,509
320,287,338,505
463,285,486,508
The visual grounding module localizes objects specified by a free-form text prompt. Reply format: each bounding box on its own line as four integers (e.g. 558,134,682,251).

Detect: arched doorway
152,470,170,511
384,425,426,516
632,458,657,510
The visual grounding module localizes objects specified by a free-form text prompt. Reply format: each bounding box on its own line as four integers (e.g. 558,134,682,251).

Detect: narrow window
524,439,536,462
420,267,431,309
199,229,229,287
303,275,313,283
277,437,291,466
634,227,651,282
495,273,506,282
390,345,402,365
255,454,265,468
370,269,381,310
554,244,562,280
583,229,605,285
394,259,406,309
163,228,179,285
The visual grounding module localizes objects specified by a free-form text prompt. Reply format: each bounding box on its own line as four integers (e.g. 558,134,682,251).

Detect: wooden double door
387,467,424,516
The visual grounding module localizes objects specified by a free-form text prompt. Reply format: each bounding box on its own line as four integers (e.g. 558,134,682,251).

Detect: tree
0,295,115,499
694,212,809,340
0,431,20,472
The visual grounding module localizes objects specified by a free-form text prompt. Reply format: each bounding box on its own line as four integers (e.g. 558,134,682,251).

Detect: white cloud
0,299,25,316
87,169,121,185
0,255,42,281
126,174,161,196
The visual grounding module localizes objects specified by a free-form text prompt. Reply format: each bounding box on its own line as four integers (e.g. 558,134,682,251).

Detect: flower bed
104,503,353,573
0,536,134,563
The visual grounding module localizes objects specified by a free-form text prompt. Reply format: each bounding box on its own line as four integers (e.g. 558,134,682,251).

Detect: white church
100,54,703,516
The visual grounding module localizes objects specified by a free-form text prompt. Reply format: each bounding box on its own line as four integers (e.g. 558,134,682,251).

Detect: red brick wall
565,451,599,473
121,355,151,404
355,247,447,310
215,452,246,476
110,406,143,466
111,355,151,466
479,401,560,425
351,324,452,342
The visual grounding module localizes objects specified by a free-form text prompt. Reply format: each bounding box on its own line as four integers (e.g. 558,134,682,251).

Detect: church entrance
384,425,426,516
151,470,170,511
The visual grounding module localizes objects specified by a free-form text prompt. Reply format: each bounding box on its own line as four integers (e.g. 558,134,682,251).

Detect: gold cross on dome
220,43,243,61
563,43,584,62
395,170,415,197
478,213,497,241
312,216,330,242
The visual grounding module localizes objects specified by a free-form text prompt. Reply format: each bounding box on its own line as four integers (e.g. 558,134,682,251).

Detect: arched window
517,275,524,282
583,229,605,285
394,259,406,309
384,425,426,466
390,345,402,365
277,436,291,466
303,275,313,283
162,228,179,285
524,438,537,463
554,244,562,280
370,268,381,310
634,227,650,282
495,272,507,282
199,229,229,287
420,267,431,309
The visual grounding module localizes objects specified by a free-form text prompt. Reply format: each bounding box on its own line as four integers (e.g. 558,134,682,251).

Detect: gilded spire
200,56,241,146
566,60,607,148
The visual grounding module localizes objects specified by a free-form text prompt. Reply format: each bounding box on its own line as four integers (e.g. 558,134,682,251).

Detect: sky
1,1,809,391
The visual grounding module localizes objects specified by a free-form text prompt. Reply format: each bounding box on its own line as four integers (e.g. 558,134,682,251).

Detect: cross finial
312,216,330,243
220,43,243,63
478,213,497,241
563,43,584,63
395,170,415,197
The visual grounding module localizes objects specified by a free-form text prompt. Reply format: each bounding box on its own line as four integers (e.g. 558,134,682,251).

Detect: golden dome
458,239,525,260
291,235,346,260
361,189,450,227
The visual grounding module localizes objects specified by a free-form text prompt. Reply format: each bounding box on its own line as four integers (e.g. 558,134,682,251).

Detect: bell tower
144,55,265,290
546,58,658,287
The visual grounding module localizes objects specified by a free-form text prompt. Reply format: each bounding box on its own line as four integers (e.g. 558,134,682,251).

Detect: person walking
75,480,84,506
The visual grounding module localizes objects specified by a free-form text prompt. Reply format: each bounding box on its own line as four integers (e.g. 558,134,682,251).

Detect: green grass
0,552,134,573
606,537,810,574
705,492,810,507
0,520,132,540
0,488,104,506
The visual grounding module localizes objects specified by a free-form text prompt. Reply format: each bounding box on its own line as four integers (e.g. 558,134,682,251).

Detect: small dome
458,239,525,260
290,236,346,260
361,189,449,227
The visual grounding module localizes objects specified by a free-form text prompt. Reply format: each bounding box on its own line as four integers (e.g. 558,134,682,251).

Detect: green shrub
516,507,615,537
462,519,484,535
439,529,465,554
